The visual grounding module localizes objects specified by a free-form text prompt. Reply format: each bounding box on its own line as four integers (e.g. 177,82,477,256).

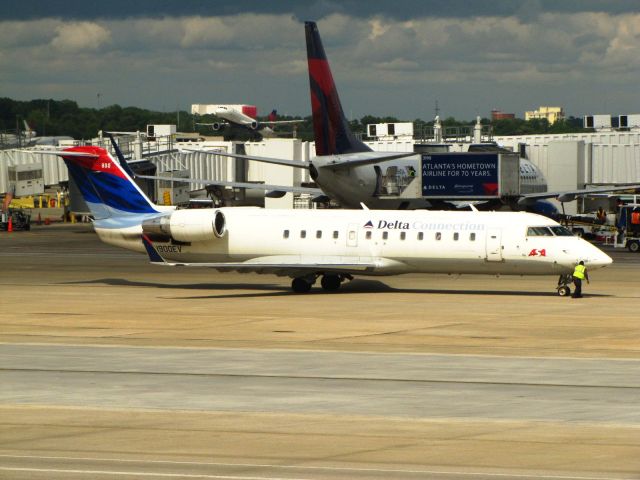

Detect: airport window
382,231,388,240
333,230,339,239
470,232,476,241
418,232,424,241
453,232,459,241
400,231,406,240
549,226,574,236
316,230,322,239
435,232,442,241
366,231,372,240
283,229,289,239
527,226,554,236
300,230,306,239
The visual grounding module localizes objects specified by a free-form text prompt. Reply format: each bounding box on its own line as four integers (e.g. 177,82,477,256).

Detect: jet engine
142,210,226,243
249,120,259,130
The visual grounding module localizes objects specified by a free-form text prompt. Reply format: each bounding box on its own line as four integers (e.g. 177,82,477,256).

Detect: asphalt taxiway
1,224,639,479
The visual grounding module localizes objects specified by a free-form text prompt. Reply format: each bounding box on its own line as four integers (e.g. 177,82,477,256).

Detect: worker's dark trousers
572,277,582,298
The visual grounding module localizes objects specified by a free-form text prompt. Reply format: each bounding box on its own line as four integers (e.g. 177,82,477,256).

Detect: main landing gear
290,274,352,293
556,274,573,297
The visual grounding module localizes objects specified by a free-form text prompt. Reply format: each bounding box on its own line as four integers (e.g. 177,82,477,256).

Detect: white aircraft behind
196,106,302,137
46,145,611,295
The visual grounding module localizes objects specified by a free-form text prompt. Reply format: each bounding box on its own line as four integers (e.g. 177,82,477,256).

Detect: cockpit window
549,226,574,236
527,226,554,236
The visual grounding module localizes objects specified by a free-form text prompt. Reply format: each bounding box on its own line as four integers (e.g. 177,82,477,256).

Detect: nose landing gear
556,274,572,297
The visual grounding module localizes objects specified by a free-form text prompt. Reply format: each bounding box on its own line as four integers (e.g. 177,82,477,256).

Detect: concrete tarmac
1,224,639,479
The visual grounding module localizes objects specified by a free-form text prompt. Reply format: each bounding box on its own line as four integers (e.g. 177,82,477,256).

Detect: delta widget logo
363,220,374,229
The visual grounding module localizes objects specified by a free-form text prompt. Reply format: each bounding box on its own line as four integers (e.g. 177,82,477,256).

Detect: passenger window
366,231,372,240
470,232,476,241
418,232,424,240
333,231,339,239
435,232,441,241
453,232,459,241
316,230,322,239
382,231,388,240
400,232,406,240
300,230,306,239
283,229,289,239
349,231,356,241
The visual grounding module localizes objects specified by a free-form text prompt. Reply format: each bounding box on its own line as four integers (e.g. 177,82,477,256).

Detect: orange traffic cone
7,215,13,232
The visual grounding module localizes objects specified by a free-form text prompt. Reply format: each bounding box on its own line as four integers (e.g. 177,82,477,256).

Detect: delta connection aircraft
47,145,611,294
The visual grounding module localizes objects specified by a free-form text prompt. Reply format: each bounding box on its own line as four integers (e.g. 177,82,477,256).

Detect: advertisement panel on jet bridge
421,152,518,199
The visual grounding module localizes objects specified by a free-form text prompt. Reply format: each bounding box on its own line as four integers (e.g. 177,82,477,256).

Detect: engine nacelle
142,210,226,243
249,120,259,130
211,122,222,131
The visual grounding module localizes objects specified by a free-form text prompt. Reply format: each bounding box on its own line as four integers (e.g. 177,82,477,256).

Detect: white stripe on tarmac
0,467,297,479
0,455,630,480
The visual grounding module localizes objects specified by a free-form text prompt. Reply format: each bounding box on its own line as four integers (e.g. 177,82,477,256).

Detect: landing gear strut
556,274,572,297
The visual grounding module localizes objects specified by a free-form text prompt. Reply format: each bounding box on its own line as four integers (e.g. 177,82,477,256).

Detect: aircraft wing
318,152,417,169
182,148,310,169
142,238,378,276
195,121,230,127
261,119,305,125
519,184,640,204
135,174,322,195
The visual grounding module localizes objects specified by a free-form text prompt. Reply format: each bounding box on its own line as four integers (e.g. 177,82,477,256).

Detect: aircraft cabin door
347,223,358,247
485,229,502,261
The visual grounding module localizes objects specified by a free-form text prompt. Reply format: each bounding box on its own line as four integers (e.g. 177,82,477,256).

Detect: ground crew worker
572,261,589,298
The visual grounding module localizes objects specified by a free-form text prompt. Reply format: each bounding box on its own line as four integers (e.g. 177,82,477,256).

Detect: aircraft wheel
321,274,341,291
558,286,571,297
291,277,312,293
628,240,640,253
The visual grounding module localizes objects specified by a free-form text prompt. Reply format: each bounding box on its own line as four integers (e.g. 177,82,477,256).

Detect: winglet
141,234,165,264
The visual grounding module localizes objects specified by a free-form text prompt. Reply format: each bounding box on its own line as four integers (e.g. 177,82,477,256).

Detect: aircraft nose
585,246,613,269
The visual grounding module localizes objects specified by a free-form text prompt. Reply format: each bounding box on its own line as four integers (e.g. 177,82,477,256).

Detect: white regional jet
49,145,611,294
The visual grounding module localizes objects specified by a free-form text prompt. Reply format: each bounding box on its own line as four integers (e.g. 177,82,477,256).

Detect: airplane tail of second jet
305,21,371,156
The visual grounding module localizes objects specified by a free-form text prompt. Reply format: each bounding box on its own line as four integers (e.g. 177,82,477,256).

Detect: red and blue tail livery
60,146,159,219
305,21,370,156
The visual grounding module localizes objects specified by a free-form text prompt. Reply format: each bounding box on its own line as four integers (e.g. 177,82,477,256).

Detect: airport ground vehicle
615,204,640,252
0,209,31,231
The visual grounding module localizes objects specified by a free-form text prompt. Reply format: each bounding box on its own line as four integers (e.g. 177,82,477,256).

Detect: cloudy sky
2,0,640,120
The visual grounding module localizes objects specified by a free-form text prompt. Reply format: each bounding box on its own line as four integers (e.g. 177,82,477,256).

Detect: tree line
0,97,591,142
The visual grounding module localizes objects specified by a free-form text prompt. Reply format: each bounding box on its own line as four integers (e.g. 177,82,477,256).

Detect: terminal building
2,122,640,216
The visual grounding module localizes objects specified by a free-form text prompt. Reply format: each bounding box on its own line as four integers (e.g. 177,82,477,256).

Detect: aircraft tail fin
58,146,159,219
305,21,371,156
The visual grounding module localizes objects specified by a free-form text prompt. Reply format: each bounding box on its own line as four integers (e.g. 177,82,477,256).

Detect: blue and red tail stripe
305,21,371,156
61,146,158,218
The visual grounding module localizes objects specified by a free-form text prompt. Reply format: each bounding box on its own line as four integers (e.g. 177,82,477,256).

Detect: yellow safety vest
573,264,586,279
